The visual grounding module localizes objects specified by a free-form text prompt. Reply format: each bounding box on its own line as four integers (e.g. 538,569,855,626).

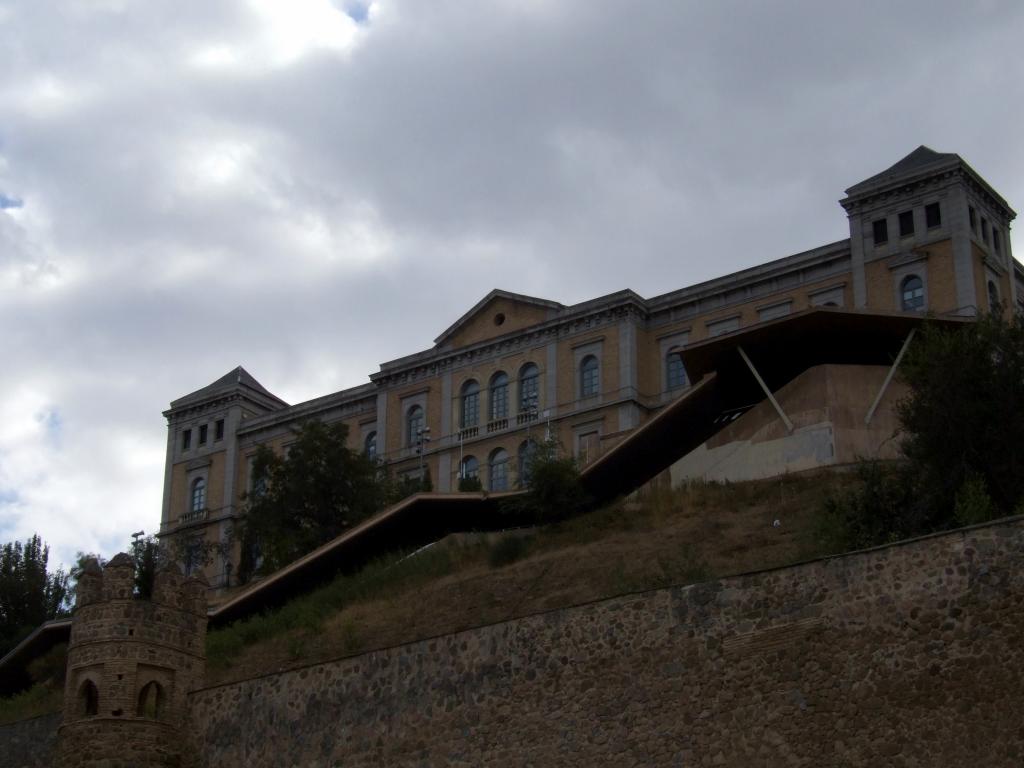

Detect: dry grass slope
205,470,857,687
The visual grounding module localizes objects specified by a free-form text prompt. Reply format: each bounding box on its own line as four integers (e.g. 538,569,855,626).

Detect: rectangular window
706,316,740,337
182,429,192,451
925,202,941,229
993,230,1001,254
199,424,208,445
215,419,225,441
809,286,844,307
577,432,600,465
969,206,977,231
758,301,792,322
898,210,914,238
982,218,989,244
872,218,888,245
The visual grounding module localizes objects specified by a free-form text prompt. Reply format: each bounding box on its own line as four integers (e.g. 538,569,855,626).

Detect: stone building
55,555,208,768
158,146,1021,589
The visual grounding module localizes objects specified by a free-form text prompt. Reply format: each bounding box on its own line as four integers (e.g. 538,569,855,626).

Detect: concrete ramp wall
671,364,906,482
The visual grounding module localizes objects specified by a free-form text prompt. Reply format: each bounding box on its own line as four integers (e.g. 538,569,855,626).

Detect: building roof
844,145,961,197
168,366,287,412
843,145,1016,219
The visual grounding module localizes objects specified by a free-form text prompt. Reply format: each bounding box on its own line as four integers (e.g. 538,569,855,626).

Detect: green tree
822,310,1024,551
0,535,70,655
238,421,385,582
898,310,1024,523
130,535,162,599
502,438,589,523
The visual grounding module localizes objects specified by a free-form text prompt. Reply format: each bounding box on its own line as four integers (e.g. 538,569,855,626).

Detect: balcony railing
486,418,509,433
516,411,539,426
457,426,479,441
179,508,209,525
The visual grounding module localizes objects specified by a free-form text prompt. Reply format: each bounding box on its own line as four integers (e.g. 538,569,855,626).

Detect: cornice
839,168,959,213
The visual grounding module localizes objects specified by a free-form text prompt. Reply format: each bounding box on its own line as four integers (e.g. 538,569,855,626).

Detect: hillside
204,469,857,687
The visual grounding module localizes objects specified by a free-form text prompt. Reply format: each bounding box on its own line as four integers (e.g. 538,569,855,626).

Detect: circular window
494,313,506,326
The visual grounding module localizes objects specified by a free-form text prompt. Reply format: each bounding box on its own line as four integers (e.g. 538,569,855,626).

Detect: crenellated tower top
55,554,208,768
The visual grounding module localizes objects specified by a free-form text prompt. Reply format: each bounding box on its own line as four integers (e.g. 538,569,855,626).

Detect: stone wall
186,517,1024,767
0,712,59,768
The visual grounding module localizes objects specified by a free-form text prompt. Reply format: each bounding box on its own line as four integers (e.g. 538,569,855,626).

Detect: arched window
459,455,479,480
666,348,688,390
489,372,509,421
79,679,99,717
988,280,1000,310
517,439,538,487
406,405,424,447
137,681,163,720
489,448,509,491
580,355,599,397
518,363,540,413
190,478,206,513
460,380,480,428
900,275,924,312
364,431,377,461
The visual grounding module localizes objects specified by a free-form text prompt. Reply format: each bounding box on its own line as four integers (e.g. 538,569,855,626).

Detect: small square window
898,210,914,238
925,202,941,229
215,419,225,441
182,429,192,451
872,218,888,245
199,424,208,445
969,206,977,231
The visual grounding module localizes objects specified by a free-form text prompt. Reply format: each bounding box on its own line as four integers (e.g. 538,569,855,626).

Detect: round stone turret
55,554,209,768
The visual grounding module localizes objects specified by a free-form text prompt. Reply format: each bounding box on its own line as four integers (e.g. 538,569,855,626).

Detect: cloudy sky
1,0,1022,569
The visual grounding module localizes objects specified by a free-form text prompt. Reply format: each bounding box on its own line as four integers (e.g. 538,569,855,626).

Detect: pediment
435,290,563,349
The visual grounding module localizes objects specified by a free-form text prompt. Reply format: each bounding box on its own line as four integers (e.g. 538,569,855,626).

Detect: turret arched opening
137,680,164,720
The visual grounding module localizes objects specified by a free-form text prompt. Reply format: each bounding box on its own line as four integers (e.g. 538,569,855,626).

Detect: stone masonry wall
0,712,60,768
186,517,1024,767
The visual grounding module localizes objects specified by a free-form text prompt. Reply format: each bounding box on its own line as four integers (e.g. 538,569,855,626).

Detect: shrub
953,471,998,526
458,475,483,492
488,535,532,568
502,439,589,523
818,461,916,551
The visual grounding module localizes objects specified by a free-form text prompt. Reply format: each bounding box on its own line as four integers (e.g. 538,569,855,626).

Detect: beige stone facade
158,146,1021,589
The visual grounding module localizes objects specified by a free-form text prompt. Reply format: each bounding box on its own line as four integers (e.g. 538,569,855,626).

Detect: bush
818,462,916,551
488,535,532,568
502,439,589,523
458,475,483,492
953,471,998,526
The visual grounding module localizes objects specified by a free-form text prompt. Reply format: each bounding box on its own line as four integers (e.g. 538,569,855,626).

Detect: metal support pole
737,345,794,434
865,328,915,426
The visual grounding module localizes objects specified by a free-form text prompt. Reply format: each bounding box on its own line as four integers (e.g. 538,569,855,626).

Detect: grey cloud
0,0,1022,566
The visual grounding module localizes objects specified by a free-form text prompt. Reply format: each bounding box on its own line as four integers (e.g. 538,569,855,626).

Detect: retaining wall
186,517,1024,767
0,712,60,768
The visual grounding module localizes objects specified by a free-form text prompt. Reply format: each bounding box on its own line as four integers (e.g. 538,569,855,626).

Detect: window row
459,440,540,491
969,205,1003,254
873,202,941,246
460,364,540,429
181,419,225,451
75,678,165,720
